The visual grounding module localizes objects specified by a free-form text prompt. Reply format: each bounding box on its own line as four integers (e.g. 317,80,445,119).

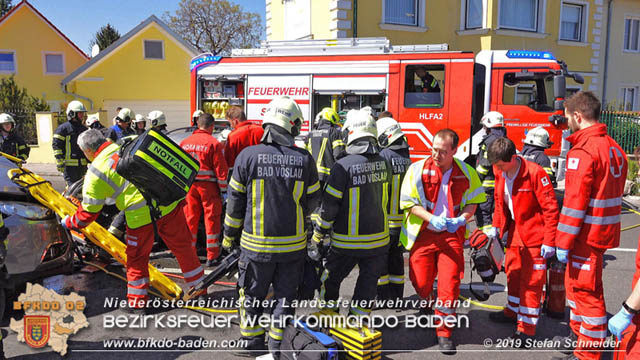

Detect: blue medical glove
540,245,556,259
609,307,635,340
446,216,466,233
556,248,569,263
429,216,447,231
60,216,72,230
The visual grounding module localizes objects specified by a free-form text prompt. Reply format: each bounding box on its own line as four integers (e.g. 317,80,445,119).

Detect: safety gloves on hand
609,306,635,340
446,216,466,233
540,245,556,259
222,235,237,253
429,215,447,231
308,231,325,262
556,248,569,263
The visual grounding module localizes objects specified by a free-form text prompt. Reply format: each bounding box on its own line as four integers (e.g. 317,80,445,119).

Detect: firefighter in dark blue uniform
306,107,346,186
223,96,321,358
105,108,135,143
0,113,30,161
521,126,557,187
53,101,88,186
475,111,507,235
311,110,391,317
375,117,411,301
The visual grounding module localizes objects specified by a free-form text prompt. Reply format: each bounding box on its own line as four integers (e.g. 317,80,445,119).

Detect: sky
27,0,266,55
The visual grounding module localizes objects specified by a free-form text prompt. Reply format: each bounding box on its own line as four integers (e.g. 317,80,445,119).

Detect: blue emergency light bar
190,55,222,71
506,50,555,60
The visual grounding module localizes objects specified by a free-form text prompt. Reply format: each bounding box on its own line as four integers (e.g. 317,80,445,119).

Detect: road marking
609,248,637,253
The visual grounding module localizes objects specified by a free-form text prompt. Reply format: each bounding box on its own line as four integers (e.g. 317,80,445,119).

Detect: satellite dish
91,44,100,58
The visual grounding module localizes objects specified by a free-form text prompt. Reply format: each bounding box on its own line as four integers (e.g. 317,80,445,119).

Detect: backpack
468,229,505,301
281,320,339,360
116,128,199,207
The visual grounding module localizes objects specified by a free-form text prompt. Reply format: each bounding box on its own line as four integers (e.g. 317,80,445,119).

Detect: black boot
488,310,517,324
551,331,577,354
235,335,267,357
438,336,456,355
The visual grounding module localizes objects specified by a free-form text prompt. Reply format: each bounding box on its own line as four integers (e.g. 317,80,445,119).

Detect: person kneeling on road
60,129,205,312
485,137,559,344
399,128,485,355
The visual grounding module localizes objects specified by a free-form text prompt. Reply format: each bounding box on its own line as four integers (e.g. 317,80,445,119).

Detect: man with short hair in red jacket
554,91,627,360
486,137,559,342
224,106,264,169
181,113,229,266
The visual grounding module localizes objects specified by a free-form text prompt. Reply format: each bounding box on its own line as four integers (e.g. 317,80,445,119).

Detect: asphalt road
3,174,640,359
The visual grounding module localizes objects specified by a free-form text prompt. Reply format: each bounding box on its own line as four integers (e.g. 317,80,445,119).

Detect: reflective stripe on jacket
52,121,88,167
556,124,627,250
400,157,485,250
180,129,229,194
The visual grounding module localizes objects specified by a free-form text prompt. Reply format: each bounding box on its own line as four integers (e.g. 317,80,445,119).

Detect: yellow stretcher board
5,160,183,300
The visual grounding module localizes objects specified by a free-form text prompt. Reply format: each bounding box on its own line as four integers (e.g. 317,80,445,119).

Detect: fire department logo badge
24,315,50,348
541,177,550,187
567,157,580,170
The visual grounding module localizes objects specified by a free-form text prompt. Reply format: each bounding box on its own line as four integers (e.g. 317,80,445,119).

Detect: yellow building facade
0,0,89,112
62,15,198,130
266,0,620,96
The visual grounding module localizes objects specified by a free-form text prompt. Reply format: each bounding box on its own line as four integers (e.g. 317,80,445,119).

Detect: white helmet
480,111,504,128
116,108,134,123
342,109,361,132
376,117,404,147
66,100,87,120
346,110,377,145
0,113,15,126
85,113,100,127
360,106,376,118
524,126,553,148
147,110,166,127
133,114,146,124
192,109,204,120
262,96,304,135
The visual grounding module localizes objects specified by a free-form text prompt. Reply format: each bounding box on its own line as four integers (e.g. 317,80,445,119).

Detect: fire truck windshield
502,73,555,112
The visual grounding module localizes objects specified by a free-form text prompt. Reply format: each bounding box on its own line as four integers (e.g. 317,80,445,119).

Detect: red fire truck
189,38,583,162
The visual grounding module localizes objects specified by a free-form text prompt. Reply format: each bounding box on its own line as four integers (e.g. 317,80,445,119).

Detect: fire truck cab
189,37,583,162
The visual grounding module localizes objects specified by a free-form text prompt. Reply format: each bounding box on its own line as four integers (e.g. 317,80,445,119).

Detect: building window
404,64,445,109
44,53,64,75
499,0,540,32
144,40,164,60
0,51,16,73
621,87,638,111
384,0,418,26
465,0,483,29
560,3,585,41
624,18,640,52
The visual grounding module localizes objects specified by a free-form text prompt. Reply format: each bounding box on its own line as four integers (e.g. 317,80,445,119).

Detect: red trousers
503,246,547,336
409,230,464,338
184,182,223,260
125,201,205,307
566,244,607,360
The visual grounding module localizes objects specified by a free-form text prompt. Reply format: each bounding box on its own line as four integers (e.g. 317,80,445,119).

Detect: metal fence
0,108,37,145
601,111,640,154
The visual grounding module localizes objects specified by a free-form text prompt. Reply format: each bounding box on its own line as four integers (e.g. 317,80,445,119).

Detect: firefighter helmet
316,107,340,126
480,111,504,128
133,114,146,124
346,110,377,145
85,114,100,127
342,109,361,131
66,100,87,120
376,117,404,147
116,108,134,123
147,110,166,127
361,106,376,118
262,96,304,135
192,110,204,119
0,113,15,126
524,126,553,148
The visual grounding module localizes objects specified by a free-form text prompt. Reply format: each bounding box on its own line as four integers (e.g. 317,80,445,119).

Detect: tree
163,0,262,55
89,23,121,52
0,0,12,17
0,76,49,143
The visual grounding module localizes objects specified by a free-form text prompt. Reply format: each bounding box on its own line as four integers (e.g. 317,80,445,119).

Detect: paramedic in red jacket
485,137,559,341
181,113,229,266
555,91,627,360
224,106,264,168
